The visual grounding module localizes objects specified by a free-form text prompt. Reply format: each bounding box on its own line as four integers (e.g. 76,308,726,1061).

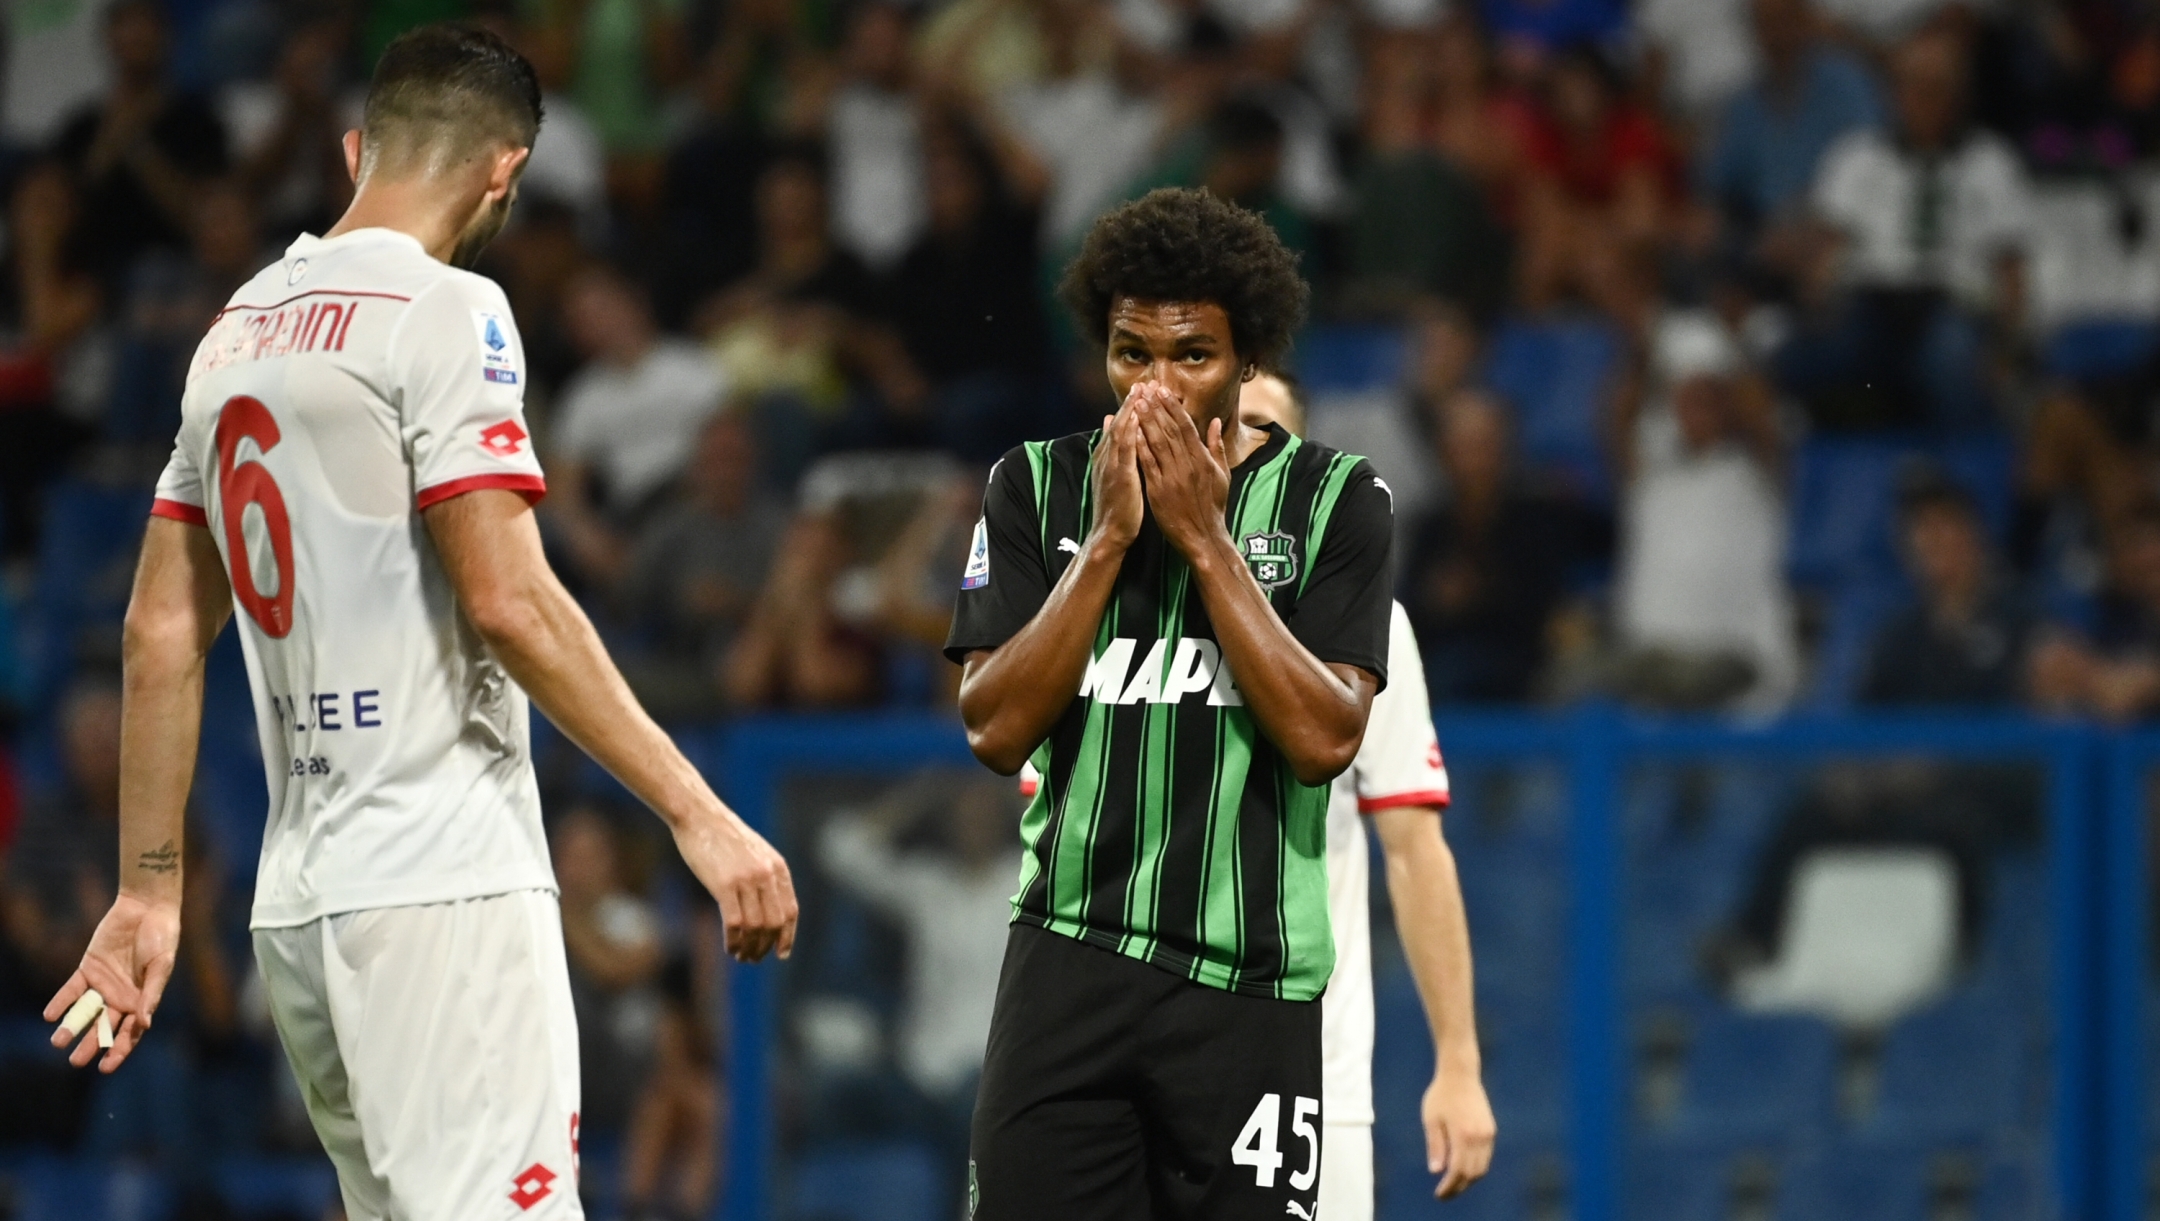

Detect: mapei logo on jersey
1081,637,1245,706
960,518,990,589
480,419,528,457
1240,531,1299,590
471,309,519,383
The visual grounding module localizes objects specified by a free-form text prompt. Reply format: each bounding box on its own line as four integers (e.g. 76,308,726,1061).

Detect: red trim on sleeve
1357,789,1452,814
151,498,209,527
415,473,548,511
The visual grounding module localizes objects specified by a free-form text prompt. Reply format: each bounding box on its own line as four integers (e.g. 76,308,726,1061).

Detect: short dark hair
362,24,542,174
1058,187,1309,373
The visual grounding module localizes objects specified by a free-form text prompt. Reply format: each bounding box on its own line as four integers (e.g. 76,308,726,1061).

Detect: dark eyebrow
1110,327,1148,345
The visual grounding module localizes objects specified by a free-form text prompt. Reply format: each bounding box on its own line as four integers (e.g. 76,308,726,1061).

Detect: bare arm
958,401,1146,772
1372,804,1495,1198
1134,392,1376,784
46,517,231,1072
423,489,796,961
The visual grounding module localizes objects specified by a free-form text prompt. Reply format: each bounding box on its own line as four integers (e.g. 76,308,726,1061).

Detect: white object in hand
59,989,106,1038
97,1009,115,1050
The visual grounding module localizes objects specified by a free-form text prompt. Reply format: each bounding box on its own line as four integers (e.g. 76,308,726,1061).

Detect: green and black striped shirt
945,423,1394,1000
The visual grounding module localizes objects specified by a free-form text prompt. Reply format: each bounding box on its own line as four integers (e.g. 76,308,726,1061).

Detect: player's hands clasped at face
1131,384,1232,560
44,893,181,1073
1423,1064,1498,1198
1089,390,1147,552
675,811,799,963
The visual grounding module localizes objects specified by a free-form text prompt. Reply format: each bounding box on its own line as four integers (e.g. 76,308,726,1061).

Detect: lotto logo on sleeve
960,518,990,589
480,419,528,456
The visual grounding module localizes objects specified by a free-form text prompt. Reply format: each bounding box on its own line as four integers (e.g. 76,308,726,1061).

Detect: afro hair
1058,187,1309,373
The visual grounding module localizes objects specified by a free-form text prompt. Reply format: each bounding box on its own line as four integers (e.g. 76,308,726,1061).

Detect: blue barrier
708,709,2133,1221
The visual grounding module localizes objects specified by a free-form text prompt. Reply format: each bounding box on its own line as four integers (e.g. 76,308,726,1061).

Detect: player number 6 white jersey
153,227,556,929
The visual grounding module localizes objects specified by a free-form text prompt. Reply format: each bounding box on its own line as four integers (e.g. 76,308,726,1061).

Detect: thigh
254,923,389,1221
1316,1123,1373,1221
1139,984,1325,1221
326,891,584,1221
969,926,1157,1221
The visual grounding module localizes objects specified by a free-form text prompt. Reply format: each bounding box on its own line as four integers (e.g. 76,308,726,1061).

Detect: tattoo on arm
137,840,180,875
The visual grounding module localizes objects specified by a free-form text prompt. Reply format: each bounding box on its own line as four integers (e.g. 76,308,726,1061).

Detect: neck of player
325,132,525,266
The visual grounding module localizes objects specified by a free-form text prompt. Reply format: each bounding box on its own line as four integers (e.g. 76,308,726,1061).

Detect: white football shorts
1318,1121,1373,1221
251,889,585,1221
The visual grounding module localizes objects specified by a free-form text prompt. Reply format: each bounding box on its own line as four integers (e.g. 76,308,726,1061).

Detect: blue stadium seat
1775,1145,1931,1221
1624,1145,1727,1221
787,1140,944,1221
1398,1143,1562,1221
8,1158,174,1221
1786,436,2014,591
1673,1013,1840,1144
1295,325,1408,394
1975,1150,2045,1221
1865,996,2026,1144
1482,315,1622,501
1804,577,1910,710
1471,1014,1568,1148
2043,318,2159,381
213,1156,340,1220
20,480,153,711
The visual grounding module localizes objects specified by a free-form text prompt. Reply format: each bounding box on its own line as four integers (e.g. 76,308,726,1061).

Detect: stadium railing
708,708,2151,1221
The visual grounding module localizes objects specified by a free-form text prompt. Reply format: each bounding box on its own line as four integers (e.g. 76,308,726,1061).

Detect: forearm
957,536,1126,771
1381,814,1481,1071
1185,532,1365,783
482,575,724,833
116,633,205,907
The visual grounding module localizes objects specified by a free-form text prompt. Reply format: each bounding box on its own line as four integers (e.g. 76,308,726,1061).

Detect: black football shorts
968,923,1325,1221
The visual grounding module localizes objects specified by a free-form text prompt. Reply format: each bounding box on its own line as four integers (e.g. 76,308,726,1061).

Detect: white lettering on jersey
1079,637,1245,706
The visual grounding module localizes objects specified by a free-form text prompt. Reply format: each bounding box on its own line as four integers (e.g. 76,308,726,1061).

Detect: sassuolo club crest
1240,530,1298,590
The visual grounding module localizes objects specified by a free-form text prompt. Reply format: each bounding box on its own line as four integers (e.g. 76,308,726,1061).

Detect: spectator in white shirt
819,770,1024,1213
1612,311,1800,713
1775,28,2033,431
551,264,730,583
827,2,928,272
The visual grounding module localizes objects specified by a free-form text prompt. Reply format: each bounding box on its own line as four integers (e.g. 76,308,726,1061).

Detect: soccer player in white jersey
1241,374,1494,1217
42,25,796,1221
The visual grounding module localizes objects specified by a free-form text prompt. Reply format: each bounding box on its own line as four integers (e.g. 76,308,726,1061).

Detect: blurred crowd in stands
3,0,2160,1212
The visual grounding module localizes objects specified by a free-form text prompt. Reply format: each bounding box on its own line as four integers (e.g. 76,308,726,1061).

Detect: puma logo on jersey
1285,1203,1313,1219
1058,537,1081,555
1080,637,1245,706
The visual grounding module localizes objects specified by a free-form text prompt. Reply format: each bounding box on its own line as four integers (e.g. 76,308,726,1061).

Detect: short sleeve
944,448,1052,663
394,277,548,511
1352,603,1451,812
1810,131,1872,229
1965,141,2034,255
1286,459,1394,687
150,434,208,526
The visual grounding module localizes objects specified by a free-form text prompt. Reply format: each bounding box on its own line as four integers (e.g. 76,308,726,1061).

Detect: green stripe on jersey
1007,424,1371,1000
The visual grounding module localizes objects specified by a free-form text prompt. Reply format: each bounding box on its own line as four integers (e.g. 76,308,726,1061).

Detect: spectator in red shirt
1518,44,1684,328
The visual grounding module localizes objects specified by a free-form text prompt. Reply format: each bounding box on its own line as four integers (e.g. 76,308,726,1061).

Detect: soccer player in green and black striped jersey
946,188,1393,1221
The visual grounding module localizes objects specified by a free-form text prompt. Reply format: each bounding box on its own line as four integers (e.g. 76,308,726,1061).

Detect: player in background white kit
1242,375,1495,1218
43,26,797,1221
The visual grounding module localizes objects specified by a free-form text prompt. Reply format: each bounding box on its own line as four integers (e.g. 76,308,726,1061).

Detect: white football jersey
1322,601,1450,1126
153,227,555,929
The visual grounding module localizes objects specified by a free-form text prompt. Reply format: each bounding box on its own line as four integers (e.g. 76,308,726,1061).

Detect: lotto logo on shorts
509,1163,557,1211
